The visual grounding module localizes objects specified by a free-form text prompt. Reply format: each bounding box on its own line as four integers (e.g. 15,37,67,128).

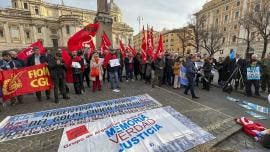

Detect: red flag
155,33,164,59
17,40,45,61
82,35,96,58
147,26,154,58
68,23,99,52
61,49,73,83
119,40,126,58
128,45,137,56
100,32,111,54
141,26,147,63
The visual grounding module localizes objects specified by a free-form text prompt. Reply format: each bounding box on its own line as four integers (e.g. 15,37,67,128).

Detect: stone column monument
95,0,113,49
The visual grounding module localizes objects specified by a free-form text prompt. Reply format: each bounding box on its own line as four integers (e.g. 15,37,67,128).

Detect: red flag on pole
141,26,147,63
61,49,73,83
82,35,96,58
100,32,111,54
128,45,137,56
119,40,126,58
147,26,154,59
17,40,45,61
155,33,164,59
68,23,99,52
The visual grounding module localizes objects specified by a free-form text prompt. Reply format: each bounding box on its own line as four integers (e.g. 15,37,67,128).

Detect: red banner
1,64,53,101
17,40,45,61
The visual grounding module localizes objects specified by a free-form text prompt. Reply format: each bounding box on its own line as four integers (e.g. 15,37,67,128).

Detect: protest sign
0,64,53,101
58,106,215,152
247,67,260,80
109,59,120,67
0,94,161,142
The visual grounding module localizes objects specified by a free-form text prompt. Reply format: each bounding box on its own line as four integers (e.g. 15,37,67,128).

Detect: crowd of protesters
0,47,269,107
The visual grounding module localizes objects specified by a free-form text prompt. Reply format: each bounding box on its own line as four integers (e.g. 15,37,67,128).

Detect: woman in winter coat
173,58,181,89
90,53,103,92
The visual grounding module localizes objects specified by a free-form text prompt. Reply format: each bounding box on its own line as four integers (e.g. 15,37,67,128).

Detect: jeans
109,71,120,89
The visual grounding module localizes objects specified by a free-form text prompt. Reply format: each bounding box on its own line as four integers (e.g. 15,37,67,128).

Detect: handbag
90,67,99,77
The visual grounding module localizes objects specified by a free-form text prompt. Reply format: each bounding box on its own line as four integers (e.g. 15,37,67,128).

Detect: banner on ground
247,67,260,80
0,94,161,142
0,64,53,101
58,106,215,152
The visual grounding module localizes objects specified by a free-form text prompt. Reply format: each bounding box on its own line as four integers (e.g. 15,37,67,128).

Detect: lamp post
137,16,143,47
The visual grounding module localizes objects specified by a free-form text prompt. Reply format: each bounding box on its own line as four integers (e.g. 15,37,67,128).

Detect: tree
248,0,270,59
177,27,192,56
239,13,255,58
187,15,206,53
200,26,223,57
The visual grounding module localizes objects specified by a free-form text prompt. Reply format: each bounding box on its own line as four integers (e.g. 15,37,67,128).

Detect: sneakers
113,89,120,93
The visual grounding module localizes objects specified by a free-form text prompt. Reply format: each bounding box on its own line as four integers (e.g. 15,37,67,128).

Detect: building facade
196,0,269,58
0,0,133,51
133,27,195,55
162,28,195,55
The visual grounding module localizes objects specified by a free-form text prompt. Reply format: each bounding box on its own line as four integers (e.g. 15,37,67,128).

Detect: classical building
196,0,269,58
0,0,133,51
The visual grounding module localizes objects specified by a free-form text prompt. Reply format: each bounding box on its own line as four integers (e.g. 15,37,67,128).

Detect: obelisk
95,0,113,49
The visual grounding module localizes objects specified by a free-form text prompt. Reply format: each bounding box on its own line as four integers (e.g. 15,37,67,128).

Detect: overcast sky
0,0,206,34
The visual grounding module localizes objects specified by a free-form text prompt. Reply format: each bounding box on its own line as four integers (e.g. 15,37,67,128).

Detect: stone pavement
0,81,262,152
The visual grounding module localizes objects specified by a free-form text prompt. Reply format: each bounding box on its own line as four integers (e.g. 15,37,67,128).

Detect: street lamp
137,16,143,47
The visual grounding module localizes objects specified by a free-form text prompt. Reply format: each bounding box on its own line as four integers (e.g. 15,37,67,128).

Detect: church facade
0,0,133,51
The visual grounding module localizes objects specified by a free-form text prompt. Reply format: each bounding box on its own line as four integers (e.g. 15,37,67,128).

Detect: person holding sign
246,54,261,97
90,53,103,92
105,50,120,92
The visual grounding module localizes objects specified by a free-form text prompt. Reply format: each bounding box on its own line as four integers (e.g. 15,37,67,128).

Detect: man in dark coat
27,47,50,101
184,56,199,99
153,54,165,87
47,52,70,103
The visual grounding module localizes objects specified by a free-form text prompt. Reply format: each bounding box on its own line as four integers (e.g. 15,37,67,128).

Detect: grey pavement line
204,117,234,132
182,107,212,114
156,86,233,119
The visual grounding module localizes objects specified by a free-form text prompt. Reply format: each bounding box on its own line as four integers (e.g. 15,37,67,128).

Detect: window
226,6,229,10
255,4,260,12
235,11,239,18
224,27,227,32
26,31,30,39
232,35,237,42
216,9,219,13
66,25,70,34
237,1,240,6
0,29,3,38
14,2,17,8
225,15,229,21
171,39,174,42
216,18,219,24
222,37,226,44
37,27,42,33
35,7,39,15
24,3,28,9
234,25,238,29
